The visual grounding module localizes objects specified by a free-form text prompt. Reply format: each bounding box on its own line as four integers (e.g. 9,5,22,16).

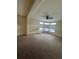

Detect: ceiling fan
42,15,54,19
42,12,53,19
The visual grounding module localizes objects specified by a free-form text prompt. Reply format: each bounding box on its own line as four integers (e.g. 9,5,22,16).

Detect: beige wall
27,17,62,36
17,0,35,35
17,15,26,35
27,17,40,34
55,21,62,36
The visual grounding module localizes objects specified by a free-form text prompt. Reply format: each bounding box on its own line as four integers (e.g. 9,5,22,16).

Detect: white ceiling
28,0,62,21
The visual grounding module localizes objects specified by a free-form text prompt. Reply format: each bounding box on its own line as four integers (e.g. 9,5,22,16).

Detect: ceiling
17,0,35,16
28,0,62,21
17,0,62,21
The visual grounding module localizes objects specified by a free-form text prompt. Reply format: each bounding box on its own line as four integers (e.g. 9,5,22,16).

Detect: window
39,22,56,33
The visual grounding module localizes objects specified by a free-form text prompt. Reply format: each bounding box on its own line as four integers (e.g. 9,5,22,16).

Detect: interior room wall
27,17,62,37
27,17,41,34
17,0,35,35
17,15,26,35
55,21,62,36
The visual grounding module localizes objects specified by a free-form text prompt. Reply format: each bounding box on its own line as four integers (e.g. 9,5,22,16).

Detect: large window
39,22,56,33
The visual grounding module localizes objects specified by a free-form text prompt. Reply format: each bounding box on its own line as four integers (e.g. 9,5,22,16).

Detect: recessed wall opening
39,21,56,33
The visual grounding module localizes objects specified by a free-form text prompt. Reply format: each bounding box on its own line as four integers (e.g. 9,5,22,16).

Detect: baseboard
48,32,62,39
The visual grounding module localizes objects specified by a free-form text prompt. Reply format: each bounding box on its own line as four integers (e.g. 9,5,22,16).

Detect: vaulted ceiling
17,0,35,16
28,0,62,21
17,0,62,21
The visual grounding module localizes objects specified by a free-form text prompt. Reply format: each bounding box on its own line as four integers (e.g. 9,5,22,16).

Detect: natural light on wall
39,22,56,33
